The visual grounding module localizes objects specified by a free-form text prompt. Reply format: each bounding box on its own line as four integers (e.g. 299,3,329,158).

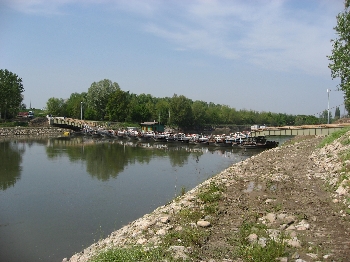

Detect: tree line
45,79,336,129
0,71,341,128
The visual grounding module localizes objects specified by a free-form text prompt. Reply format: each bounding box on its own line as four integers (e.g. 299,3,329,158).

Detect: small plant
198,181,224,203
90,246,172,262
228,221,288,262
177,208,203,223
163,225,209,248
181,186,186,196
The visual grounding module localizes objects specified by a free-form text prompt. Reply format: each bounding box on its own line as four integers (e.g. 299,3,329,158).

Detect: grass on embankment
90,182,289,262
317,125,350,148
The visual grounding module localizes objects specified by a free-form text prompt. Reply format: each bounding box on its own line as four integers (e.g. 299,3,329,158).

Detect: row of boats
69,128,279,149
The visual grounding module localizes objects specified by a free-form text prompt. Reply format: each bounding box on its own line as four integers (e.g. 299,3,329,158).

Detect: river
0,135,291,261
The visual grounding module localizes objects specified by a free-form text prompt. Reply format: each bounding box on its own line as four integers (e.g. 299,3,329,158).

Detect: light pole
327,89,331,124
80,101,83,120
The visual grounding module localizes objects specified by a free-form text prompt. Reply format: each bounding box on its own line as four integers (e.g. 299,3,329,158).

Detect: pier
48,117,350,136
250,124,350,136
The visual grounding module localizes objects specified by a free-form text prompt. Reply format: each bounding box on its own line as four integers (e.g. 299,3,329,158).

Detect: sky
0,0,347,117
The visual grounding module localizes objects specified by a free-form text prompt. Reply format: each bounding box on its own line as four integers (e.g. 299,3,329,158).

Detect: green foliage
0,121,28,127
169,94,193,128
90,246,172,262
335,106,341,119
295,115,319,125
44,78,324,127
46,97,66,116
86,79,120,120
229,221,287,262
328,2,350,112
106,90,130,121
0,69,24,119
198,181,224,203
318,110,333,124
65,92,86,119
318,126,350,148
163,225,209,248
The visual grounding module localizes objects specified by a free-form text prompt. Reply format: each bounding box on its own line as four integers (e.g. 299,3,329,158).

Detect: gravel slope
66,135,350,262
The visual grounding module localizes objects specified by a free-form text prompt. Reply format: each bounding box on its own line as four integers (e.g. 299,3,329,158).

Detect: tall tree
65,92,86,119
191,100,208,128
335,106,341,119
319,110,333,124
0,69,24,119
328,0,350,112
154,98,170,124
106,89,130,122
86,79,120,120
169,94,193,128
46,97,66,116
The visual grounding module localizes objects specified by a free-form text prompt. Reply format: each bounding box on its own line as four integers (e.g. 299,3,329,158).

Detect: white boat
138,131,154,141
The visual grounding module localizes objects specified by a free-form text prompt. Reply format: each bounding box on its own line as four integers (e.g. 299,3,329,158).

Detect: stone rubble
0,127,65,137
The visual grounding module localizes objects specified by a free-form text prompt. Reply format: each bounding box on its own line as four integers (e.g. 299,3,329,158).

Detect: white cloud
3,0,344,76
141,0,343,76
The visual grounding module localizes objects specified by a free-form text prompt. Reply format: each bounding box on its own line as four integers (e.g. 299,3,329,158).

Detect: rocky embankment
0,127,66,138
66,134,350,262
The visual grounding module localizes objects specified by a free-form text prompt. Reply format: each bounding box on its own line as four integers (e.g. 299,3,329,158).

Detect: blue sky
0,0,346,116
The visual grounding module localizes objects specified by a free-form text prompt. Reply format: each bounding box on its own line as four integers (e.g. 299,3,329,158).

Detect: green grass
90,246,174,262
0,121,28,127
163,225,209,248
198,181,224,203
229,221,288,262
318,126,350,148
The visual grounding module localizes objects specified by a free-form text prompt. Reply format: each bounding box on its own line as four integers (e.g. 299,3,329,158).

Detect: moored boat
239,136,279,149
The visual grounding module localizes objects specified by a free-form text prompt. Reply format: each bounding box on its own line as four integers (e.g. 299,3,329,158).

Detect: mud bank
65,134,350,262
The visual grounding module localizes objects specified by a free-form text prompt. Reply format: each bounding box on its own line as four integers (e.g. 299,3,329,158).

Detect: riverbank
0,126,67,138
65,133,350,261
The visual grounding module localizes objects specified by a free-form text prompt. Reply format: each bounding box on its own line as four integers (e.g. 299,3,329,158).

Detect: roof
140,122,161,125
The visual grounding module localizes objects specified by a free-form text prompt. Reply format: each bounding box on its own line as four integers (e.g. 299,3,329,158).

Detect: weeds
90,246,173,262
229,221,288,262
318,126,350,148
198,181,224,203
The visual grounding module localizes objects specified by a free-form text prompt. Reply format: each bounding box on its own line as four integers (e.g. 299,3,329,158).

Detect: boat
177,133,191,143
239,136,279,149
153,132,168,142
137,131,155,141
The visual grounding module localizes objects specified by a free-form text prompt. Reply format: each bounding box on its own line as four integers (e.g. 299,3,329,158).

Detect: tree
106,89,130,122
65,92,86,119
0,69,24,119
328,0,350,112
319,110,333,124
169,94,193,128
86,79,120,120
46,97,66,116
154,98,170,125
191,100,208,128
335,106,341,119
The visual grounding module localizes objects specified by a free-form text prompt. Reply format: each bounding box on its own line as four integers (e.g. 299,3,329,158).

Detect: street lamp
327,89,331,124
80,101,83,120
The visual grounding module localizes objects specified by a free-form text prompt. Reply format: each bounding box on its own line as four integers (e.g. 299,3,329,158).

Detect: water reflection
46,137,203,180
0,136,291,189
0,141,25,190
